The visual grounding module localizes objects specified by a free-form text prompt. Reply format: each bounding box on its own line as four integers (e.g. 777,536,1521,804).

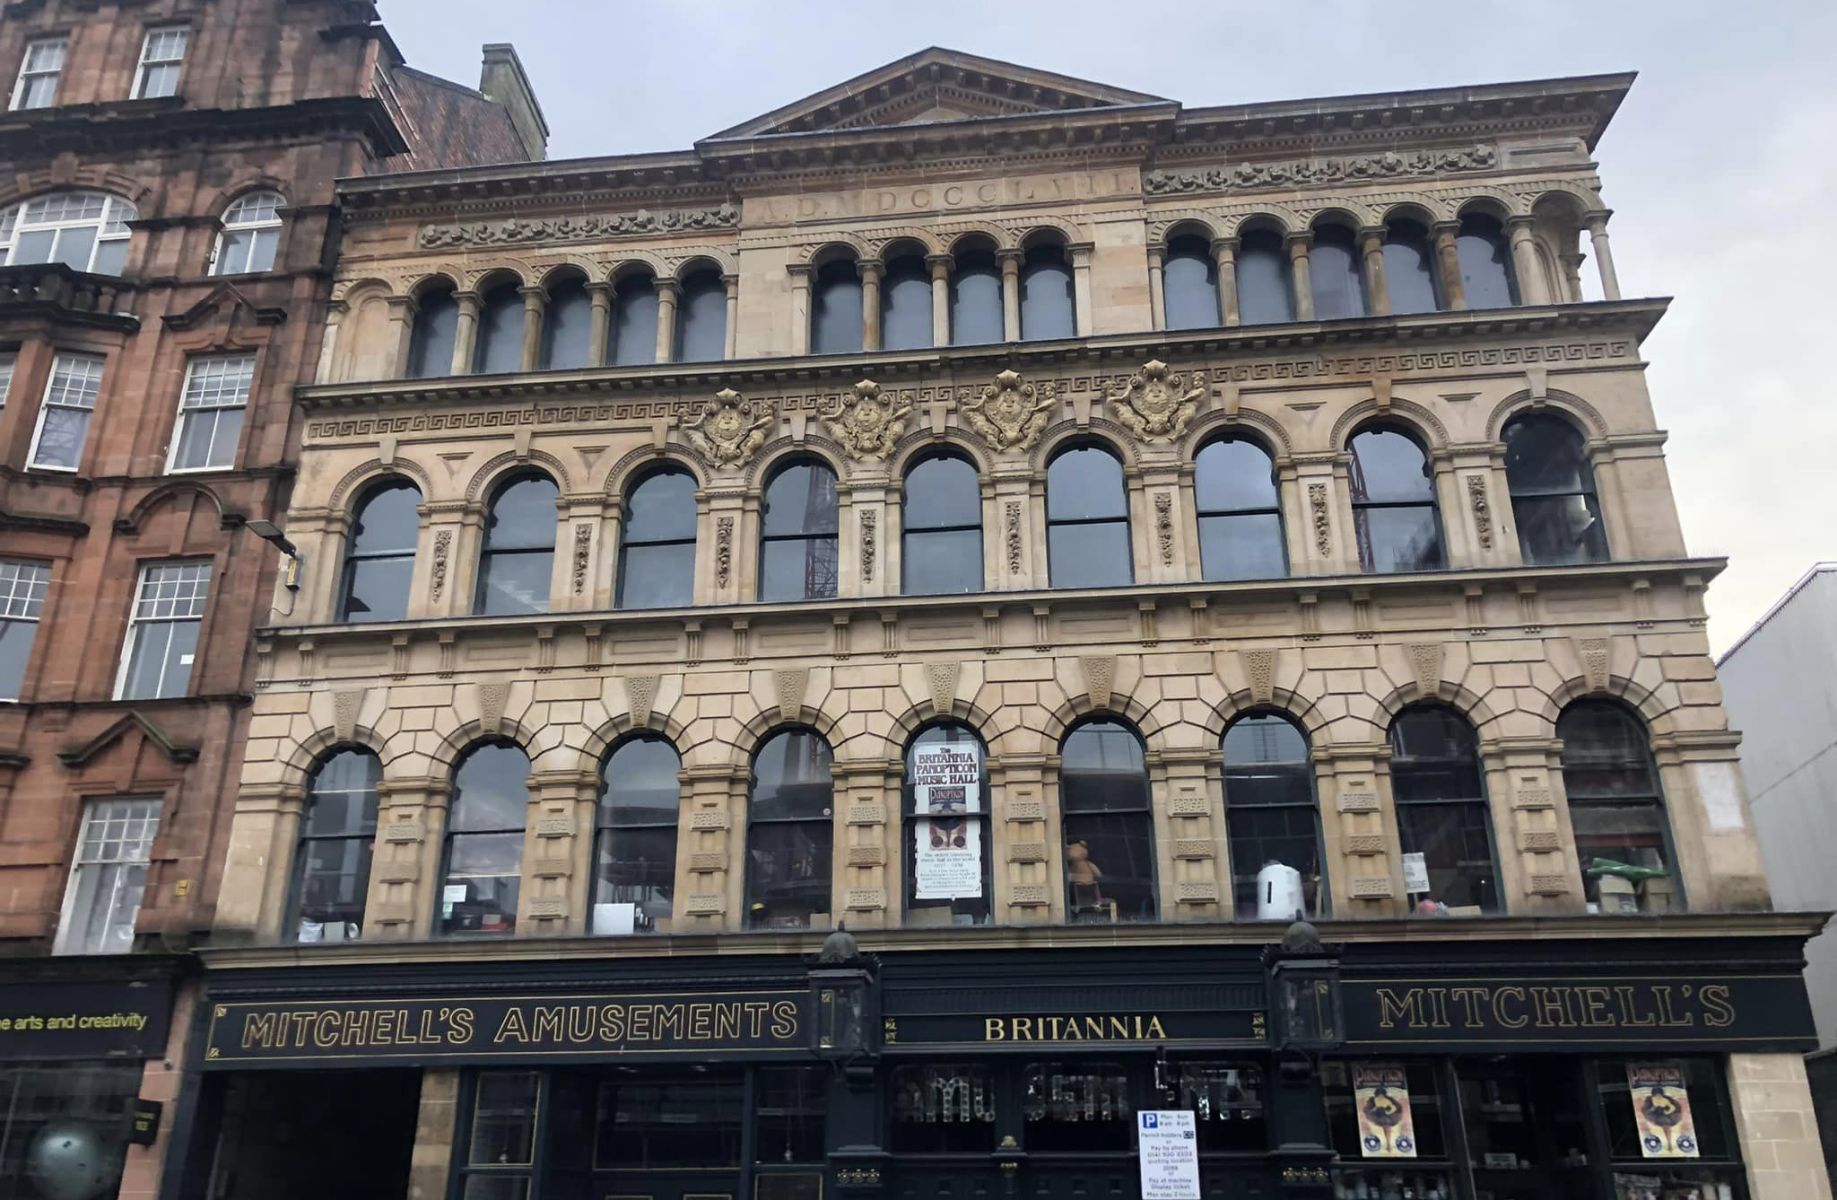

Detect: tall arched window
881,252,932,350
1559,701,1679,913
1349,426,1445,573
759,459,838,602
746,729,834,929
473,280,524,374
1388,706,1500,913
0,191,136,275
406,283,458,379
1222,714,1323,920
439,741,529,936
1382,219,1439,315
339,478,421,622
1060,719,1156,923
1308,224,1365,320
675,269,727,363
213,191,283,276
1503,414,1608,565
904,722,991,926
610,273,659,366
475,473,557,615
1046,444,1132,588
1195,436,1286,580
539,274,593,370
1236,228,1294,325
288,748,380,942
811,258,863,354
1163,234,1219,330
594,734,681,934
1456,213,1518,310
902,451,982,595
1019,241,1075,340
617,467,697,609
950,242,1003,345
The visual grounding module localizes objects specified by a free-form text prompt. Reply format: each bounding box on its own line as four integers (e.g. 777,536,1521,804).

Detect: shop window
811,258,863,354
339,478,421,622
1324,1060,1452,1198
116,560,210,700
1222,714,1324,920
1023,1062,1132,1152
1236,228,1294,325
473,281,524,374
617,467,697,609
891,1064,998,1154
1504,413,1608,565
439,742,528,937
881,253,932,350
1167,1062,1266,1154
676,268,727,363
595,1073,742,1169
212,191,283,275
1384,219,1440,315
1457,1057,1593,1193
950,244,1002,345
1163,233,1219,330
460,1071,541,1199
1059,719,1157,922
1019,241,1075,340
1046,443,1132,589
539,275,592,370
593,734,680,934
758,459,838,602
289,748,379,943
475,473,558,616
55,797,160,955
904,722,991,927
1349,426,1446,573
611,274,660,366
1,191,134,275
132,26,189,99
901,451,983,595
1388,706,1500,914
1195,435,1287,581
1559,701,1680,914
1597,1057,1743,1196
10,35,67,110
745,729,834,929
168,351,254,472
406,284,458,379
1310,224,1366,320
0,1062,140,1198
28,351,105,472
0,559,50,700
754,1066,826,1164
1457,213,1518,310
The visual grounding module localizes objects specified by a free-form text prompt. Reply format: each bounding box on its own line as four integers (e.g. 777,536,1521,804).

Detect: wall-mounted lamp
244,519,301,590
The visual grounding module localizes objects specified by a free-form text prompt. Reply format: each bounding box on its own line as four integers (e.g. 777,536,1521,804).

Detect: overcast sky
382,0,1835,655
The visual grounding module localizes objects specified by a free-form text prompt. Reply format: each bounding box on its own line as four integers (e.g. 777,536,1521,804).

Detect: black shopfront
176,929,1819,1200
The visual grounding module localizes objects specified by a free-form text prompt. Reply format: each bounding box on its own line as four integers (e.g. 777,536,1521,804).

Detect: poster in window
913,816,982,900
1627,1063,1699,1158
1353,1063,1416,1158
910,743,981,815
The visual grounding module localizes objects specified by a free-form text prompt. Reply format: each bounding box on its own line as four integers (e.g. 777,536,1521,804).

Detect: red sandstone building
0,2,541,1194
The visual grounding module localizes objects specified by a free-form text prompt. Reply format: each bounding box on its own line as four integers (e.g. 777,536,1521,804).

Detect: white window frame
0,559,50,702
0,350,14,413
26,352,104,473
210,191,285,276
0,191,137,274
166,352,254,473
115,560,211,700
131,26,188,100
54,798,161,956
9,35,67,111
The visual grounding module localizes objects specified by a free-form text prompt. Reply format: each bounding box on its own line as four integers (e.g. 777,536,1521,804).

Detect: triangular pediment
708,47,1169,140
161,281,286,333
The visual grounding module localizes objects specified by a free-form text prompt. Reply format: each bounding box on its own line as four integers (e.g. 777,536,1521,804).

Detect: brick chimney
479,43,548,161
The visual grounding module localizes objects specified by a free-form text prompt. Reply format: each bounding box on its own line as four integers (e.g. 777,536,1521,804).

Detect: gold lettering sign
982,1014,1169,1042
1370,983,1737,1033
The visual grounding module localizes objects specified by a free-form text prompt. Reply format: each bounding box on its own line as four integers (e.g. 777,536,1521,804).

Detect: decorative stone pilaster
1291,453,1346,576
837,758,895,929
315,298,347,384
419,500,479,619
1653,729,1770,912
991,467,1037,591
788,264,813,355
524,768,596,935
385,295,417,377
681,762,742,931
217,781,306,942
994,753,1052,924
1155,748,1225,920
1069,242,1095,334
1484,736,1582,913
365,776,450,939
1316,745,1402,918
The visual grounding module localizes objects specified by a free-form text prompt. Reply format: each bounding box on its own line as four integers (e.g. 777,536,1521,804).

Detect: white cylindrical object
1256,862,1305,921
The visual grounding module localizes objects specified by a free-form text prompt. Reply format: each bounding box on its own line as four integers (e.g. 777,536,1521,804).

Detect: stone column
1506,217,1548,305
364,776,450,939
1583,210,1623,300
1286,233,1315,321
1729,1053,1834,1200
524,768,597,935
1146,247,1167,330
858,259,884,352
315,298,347,383
385,295,417,378
517,285,545,372
1212,237,1240,326
1429,449,1468,568
217,781,305,941
788,265,812,356
1359,227,1390,316
586,281,613,367
1070,242,1094,335
1560,253,1586,304
1431,222,1468,310
998,249,1022,341
1316,745,1403,918
926,254,952,346
653,278,680,363
449,290,481,375
722,273,740,359
408,1070,463,1200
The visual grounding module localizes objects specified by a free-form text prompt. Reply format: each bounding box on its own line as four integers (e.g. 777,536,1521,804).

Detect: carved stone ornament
418,203,739,248
571,524,592,594
1466,474,1494,550
1109,360,1204,443
860,510,877,581
1308,483,1331,557
714,516,735,588
1004,501,1024,574
429,529,452,600
1143,145,1498,196
1154,492,1175,564
963,370,1054,452
681,389,775,469
824,379,912,462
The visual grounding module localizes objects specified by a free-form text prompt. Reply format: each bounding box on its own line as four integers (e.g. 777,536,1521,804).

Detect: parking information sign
1136,1111,1201,1200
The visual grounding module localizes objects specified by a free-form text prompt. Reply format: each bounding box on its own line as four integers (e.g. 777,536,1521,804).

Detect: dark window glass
950,247,1002,345
1383,220,1440,315
1389,706,1499,913
476,474,557,615
754,1067,826,1163
0,1061,140,1200
473,282,523,374
594,735,681,933
1223,715,1323,920
1061,720,1156,922
1023,1063,1133,1152
904,723,991,926
1195,436,1287,580
1457,213,1518,310
540,277,592,370
811,259,863,354
617,468,697,609
759,460,838,602
1175,1063,1268,1153
892,1064,998,1153
1309,225,1366,320
1560,701,1678,913
1237,229,1294,325
1019,242,1074,340
1350,428,1446,572
675,270,727,363
1324,1059,1450,1166
1457,1057,1593,1188
1598,1058,1737,1165
902,452,982,595
611,275,659,366
290,749,379,942
340,479,421,623
1163,234,1219,330
746,729,834,928
406,287,457,378
1046,444,1131,588
440,743,528,936
881,255,932,350
595,1075,741,1169
1504,414,1608,565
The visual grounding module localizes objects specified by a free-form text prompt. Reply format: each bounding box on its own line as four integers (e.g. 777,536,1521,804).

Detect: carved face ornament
1110,359,1203,443
682,388,774,468
964,369,1054,452
824,379,912,462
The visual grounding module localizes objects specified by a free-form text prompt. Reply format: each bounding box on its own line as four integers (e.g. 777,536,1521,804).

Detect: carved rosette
824,379,912,462
1109,360,1204,443
963,370,1055,452
681,389,775,470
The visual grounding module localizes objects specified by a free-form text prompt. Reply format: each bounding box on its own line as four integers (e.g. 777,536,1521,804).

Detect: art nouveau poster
1353,1063,1417,1158
1627,1063,1699,1158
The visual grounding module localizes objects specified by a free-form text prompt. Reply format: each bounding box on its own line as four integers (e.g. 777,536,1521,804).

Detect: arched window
902,451,982,595
539,274,593,370
1046,444,1132,588
288,748,380,942
675,269,727,363
1382,219,1439,315
1349,426,1445,573
1308,224,1365,320
759,459,838,602
1019,241,1075,340
617,467,697,609
1060,719,1156,922
593,734,681,934
473,280,524,374
1222,714,1323,920
610,273,660,366
881,253,932,350
950,242,1003,345
811,258,863,354
439,741,528,936
1503,414,1608,565
213,191,283,275
904,722,991,926
1163,233,1219,330
406,283,458,379
1559,701,1679,913
0,191,136,275
1195,436,1286,580
1388,706,1500,913
339,478,421,622
475,473,557,615
1236,228,1294,325
1456,213,1518,310
746,729,834,929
